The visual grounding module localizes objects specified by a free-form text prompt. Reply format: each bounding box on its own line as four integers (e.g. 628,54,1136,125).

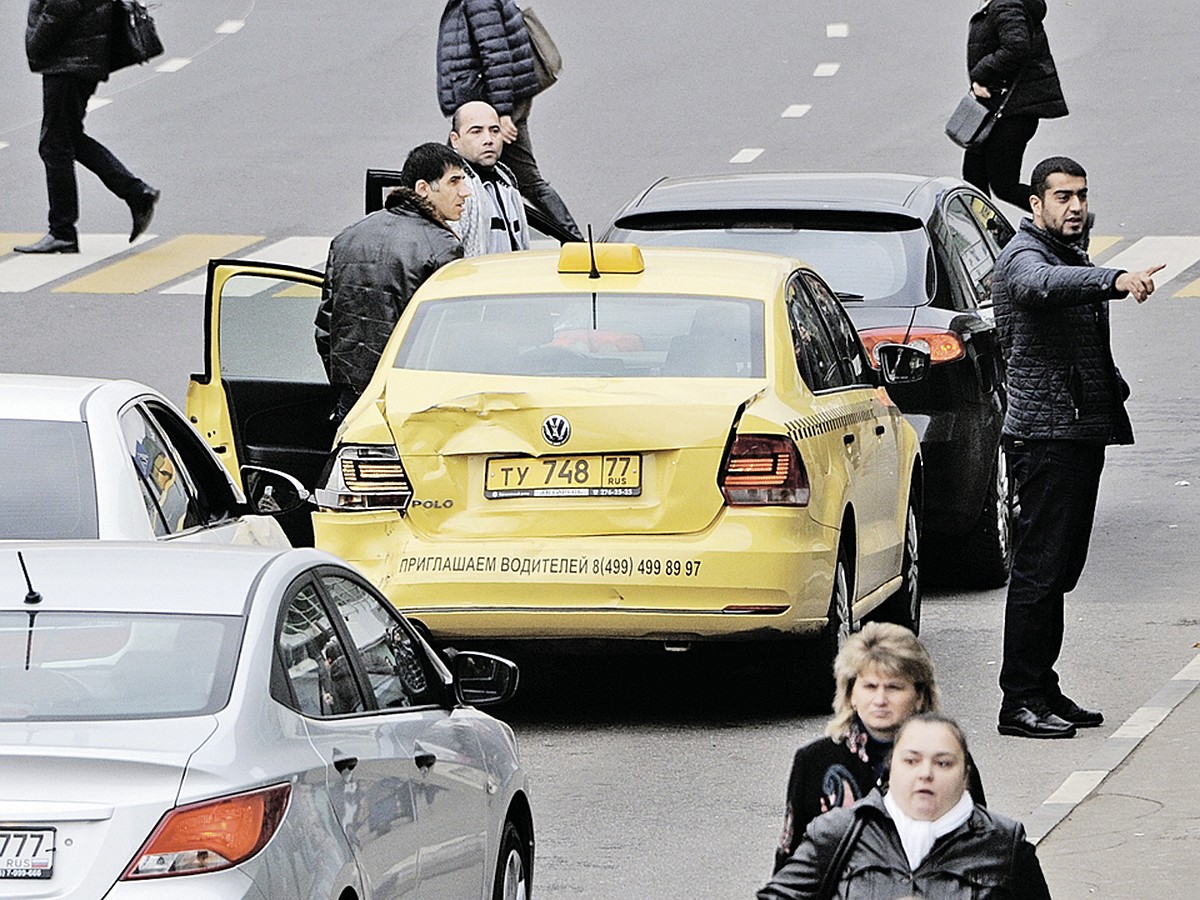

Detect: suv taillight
315,445,413,511
858,327,965,367
720,435,810,506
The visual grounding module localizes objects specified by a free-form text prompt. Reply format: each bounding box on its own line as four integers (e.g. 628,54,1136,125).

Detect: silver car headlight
315,445,413,512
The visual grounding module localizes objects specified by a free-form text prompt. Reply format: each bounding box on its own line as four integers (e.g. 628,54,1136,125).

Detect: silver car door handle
843,433,855,445
875,425,886,436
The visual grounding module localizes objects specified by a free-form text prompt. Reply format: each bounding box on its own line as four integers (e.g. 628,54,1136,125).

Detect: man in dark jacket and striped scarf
16,0,159,253
993,156,1163,739
436,0,580,239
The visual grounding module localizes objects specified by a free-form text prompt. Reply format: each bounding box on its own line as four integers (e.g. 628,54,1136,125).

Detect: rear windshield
612,213,931,307
395,293,765,378
0,612,242,721
0,420,99,539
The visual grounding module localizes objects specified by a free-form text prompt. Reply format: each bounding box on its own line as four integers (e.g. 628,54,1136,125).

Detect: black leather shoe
13,234,79,254
1049,696,1104,728
998,705,1077,739
129,187,161,242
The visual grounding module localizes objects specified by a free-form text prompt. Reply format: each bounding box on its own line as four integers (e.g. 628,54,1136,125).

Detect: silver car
0,543,532,899
0,373,300,545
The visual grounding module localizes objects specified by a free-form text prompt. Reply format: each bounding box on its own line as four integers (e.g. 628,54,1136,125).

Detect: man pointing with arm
993,155,1163,739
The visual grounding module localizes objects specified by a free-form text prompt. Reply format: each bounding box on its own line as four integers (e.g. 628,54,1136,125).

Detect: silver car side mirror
876,342,930,385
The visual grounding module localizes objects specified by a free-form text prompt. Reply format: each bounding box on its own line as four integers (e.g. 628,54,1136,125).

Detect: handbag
110,0,164,73
520,7,562,94
944,73,1022,150
815,815,865,900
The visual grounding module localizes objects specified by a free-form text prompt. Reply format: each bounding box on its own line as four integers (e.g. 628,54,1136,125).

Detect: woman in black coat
963,0,1068,211
761,714,1050,899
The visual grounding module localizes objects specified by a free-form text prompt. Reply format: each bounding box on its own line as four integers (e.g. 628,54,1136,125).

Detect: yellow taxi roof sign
557,242,645,275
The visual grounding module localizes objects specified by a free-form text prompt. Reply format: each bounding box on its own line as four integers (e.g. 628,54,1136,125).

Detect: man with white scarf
760,713,1050,898
449,101,530,257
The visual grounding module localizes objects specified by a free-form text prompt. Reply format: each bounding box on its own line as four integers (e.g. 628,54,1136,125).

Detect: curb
1024,652,1200,845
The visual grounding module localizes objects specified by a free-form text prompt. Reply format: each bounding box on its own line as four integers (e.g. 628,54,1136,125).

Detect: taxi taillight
121,784,291,880
858,327,965,367
720,435,810,506
315,445,413,511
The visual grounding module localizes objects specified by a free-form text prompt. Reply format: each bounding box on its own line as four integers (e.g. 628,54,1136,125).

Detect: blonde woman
773,623,986,871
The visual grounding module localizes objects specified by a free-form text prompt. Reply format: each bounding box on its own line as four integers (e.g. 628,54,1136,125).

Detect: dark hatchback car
605,173,1016,587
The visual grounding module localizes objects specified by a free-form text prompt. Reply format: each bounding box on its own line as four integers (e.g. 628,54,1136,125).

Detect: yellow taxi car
187,245,926,698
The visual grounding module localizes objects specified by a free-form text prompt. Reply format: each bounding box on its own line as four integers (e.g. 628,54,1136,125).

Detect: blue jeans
999,438,1105,709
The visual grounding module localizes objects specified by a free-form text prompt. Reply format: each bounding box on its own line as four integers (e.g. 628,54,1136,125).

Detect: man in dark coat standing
993,156,1163,739
16,0,159,253
315,143,469,422
436,0,581,239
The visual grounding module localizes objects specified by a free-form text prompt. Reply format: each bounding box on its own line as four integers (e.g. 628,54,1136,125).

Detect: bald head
450,101,502,169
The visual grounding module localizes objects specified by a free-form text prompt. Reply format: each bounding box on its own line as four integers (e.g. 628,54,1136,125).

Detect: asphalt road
2,1,1199,897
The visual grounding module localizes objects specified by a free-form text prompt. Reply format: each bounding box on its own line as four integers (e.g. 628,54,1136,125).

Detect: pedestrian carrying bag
814,815,865,900
109,0,164,73
520,7,562,94
944,72,1023,150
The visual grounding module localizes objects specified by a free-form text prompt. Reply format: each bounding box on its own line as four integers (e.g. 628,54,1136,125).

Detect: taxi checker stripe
786,400,877,441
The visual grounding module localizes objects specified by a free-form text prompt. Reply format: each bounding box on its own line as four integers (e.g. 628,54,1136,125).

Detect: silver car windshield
395,293,766,378
613,221,930,307
0,612,241,721
0,420,99,539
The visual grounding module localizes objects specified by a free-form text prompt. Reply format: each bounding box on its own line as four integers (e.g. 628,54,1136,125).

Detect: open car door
366,167,575,245
187,259,332,544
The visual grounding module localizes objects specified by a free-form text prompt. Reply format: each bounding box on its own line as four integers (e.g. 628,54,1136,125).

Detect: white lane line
1103,236,1200,297
1174,655,1200,680
86,97,112,112
781,104,812,118
1044,771,1107,806
155,57,191,73
0,142,9,151
1111,706,1172,739
827,23,849,38
216,20,245,34
729,148,764,164
0,234,156,292
161,236,329,294
813,63,840,77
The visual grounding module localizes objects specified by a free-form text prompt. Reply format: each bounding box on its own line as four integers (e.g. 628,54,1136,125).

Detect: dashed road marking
812,63,840,77
729,148,764,164
781,104,812,118
155,58,191,73
826,23,849,38
216,20,245,34
0,233,42,253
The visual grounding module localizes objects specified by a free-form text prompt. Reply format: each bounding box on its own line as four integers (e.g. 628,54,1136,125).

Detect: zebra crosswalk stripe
1098,236,1200,301
0,234,155,292
160,236,330,294
58,234,264,294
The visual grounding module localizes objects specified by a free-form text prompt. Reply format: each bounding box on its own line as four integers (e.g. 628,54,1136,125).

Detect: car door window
803,273,872,387
786,276,850,392
966,194,1015,254
942,197,996,308
321,575,441,710
119,405,198,536
144,401,240,525
276,582,366,716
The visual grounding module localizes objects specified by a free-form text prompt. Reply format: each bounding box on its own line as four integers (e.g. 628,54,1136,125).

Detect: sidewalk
1034,654,1200,898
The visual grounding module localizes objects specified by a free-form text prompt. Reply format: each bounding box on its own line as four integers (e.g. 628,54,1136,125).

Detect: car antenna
18,551,42,605
902,305,917,344
586,225,600,279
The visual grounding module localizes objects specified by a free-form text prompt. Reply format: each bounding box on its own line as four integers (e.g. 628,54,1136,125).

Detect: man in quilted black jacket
436,0,580,239
16,0,159,253
993,156,1163,739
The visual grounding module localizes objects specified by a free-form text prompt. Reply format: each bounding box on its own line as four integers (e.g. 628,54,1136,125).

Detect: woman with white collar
760,713,1050,899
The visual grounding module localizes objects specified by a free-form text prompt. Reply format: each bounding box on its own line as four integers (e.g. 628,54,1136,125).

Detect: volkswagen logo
542,414,571,446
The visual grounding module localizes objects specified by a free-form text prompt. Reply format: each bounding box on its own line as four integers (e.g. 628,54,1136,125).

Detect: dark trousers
505,98,581,239
999,438,1106,709
39,73,145,242
962,114,1039,212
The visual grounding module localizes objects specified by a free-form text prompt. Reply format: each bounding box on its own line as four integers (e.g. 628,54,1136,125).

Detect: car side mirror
241,465,311,515
876,343,930,385
452,651,519,707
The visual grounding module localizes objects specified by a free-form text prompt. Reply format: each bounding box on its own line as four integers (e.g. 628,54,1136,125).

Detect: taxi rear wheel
875,494,921,634
786,541,853,711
